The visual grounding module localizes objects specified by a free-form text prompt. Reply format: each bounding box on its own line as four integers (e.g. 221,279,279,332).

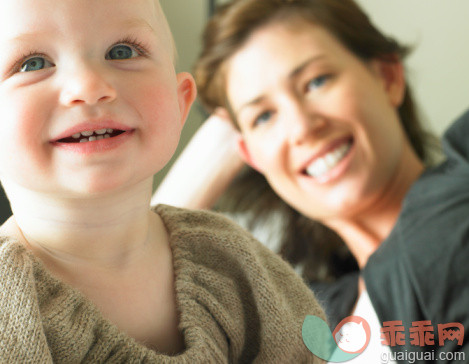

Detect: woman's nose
59,62,117,107
287,101,326,145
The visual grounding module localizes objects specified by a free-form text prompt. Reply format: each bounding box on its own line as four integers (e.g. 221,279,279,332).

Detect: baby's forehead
153,0,177,62
0,0,175,62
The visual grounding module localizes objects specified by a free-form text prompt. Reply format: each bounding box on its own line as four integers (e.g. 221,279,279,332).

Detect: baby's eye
20,56,54,73
306,75,330,91
106,44,139,60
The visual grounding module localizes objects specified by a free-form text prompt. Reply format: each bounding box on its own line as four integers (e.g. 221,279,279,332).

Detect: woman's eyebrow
289,55,326,79
235,95,267,117
235,55,326,116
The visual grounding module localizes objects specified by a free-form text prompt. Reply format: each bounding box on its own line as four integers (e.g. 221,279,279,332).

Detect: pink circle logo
332,316,371,354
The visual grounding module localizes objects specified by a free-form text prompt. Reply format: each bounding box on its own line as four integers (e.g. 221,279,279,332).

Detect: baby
0,0,324,362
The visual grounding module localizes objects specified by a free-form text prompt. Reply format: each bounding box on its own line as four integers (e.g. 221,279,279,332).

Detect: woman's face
226,20,413,223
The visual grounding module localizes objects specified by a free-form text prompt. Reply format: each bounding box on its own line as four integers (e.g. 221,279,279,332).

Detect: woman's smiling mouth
300,137,355,184
305,139,353,178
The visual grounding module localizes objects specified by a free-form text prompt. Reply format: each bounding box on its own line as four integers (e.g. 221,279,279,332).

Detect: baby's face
0,0,194,196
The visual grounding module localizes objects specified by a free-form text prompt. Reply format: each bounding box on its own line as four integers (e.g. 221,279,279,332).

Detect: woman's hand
151,111,244,210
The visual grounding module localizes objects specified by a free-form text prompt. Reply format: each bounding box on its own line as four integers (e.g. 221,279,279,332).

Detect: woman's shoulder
394,108,469,240
365,109,469,273
364,108,469,342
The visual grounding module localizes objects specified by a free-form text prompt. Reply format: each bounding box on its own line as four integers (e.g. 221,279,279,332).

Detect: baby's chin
64,175,155,197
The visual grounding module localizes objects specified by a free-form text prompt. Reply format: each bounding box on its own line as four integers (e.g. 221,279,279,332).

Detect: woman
155,0,468,361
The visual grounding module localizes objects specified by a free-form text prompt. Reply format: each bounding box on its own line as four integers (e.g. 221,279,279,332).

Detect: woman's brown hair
194,0,438,282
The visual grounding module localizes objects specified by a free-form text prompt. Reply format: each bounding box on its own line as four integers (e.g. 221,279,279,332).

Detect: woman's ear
371,57,406,108
236,136,263,173
211,106,264,172
176,72,197,126
213,107,231,120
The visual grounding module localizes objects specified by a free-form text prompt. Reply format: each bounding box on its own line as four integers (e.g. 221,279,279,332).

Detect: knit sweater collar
0,205,223,363
0,204,322,363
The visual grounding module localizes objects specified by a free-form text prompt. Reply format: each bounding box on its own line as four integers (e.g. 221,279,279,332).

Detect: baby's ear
176,72,197,126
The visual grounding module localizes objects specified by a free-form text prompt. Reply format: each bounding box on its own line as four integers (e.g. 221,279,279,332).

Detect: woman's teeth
305,141,352,178
71,128,114,143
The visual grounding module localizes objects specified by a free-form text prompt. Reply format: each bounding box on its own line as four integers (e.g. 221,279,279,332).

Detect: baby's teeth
74,131,114,143
107,129,114,133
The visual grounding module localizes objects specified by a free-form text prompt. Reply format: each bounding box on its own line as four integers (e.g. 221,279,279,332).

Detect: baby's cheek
139,82,182,134
1,93,42,136
4,109,51,174
130,73,180,121
129,77,183,170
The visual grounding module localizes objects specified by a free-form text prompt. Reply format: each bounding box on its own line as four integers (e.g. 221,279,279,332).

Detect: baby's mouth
57,128,125,143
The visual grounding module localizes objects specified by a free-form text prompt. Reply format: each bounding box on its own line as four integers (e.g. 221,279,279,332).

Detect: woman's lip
51,120,133,142
298,136,353,173
300,138,355,185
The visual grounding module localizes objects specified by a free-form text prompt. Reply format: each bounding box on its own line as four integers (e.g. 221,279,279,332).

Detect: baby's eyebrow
115,18,155,34
8,18,155,45
8,32,47,45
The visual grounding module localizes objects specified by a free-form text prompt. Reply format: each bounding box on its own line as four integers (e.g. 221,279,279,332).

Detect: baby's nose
59,63,117,107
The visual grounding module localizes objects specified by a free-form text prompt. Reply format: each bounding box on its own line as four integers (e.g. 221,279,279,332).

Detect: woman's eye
106,44,139,60
20,56,54,73
306,75,330,91
253,111,273,127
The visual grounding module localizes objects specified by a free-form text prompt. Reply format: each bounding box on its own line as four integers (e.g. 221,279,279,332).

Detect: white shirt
327,290,396,364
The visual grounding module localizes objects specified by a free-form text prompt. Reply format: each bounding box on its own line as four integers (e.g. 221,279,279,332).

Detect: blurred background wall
355,0,469,135
153,0,209,188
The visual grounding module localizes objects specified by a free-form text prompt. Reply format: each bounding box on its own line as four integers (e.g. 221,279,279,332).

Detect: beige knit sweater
0,204,324,363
